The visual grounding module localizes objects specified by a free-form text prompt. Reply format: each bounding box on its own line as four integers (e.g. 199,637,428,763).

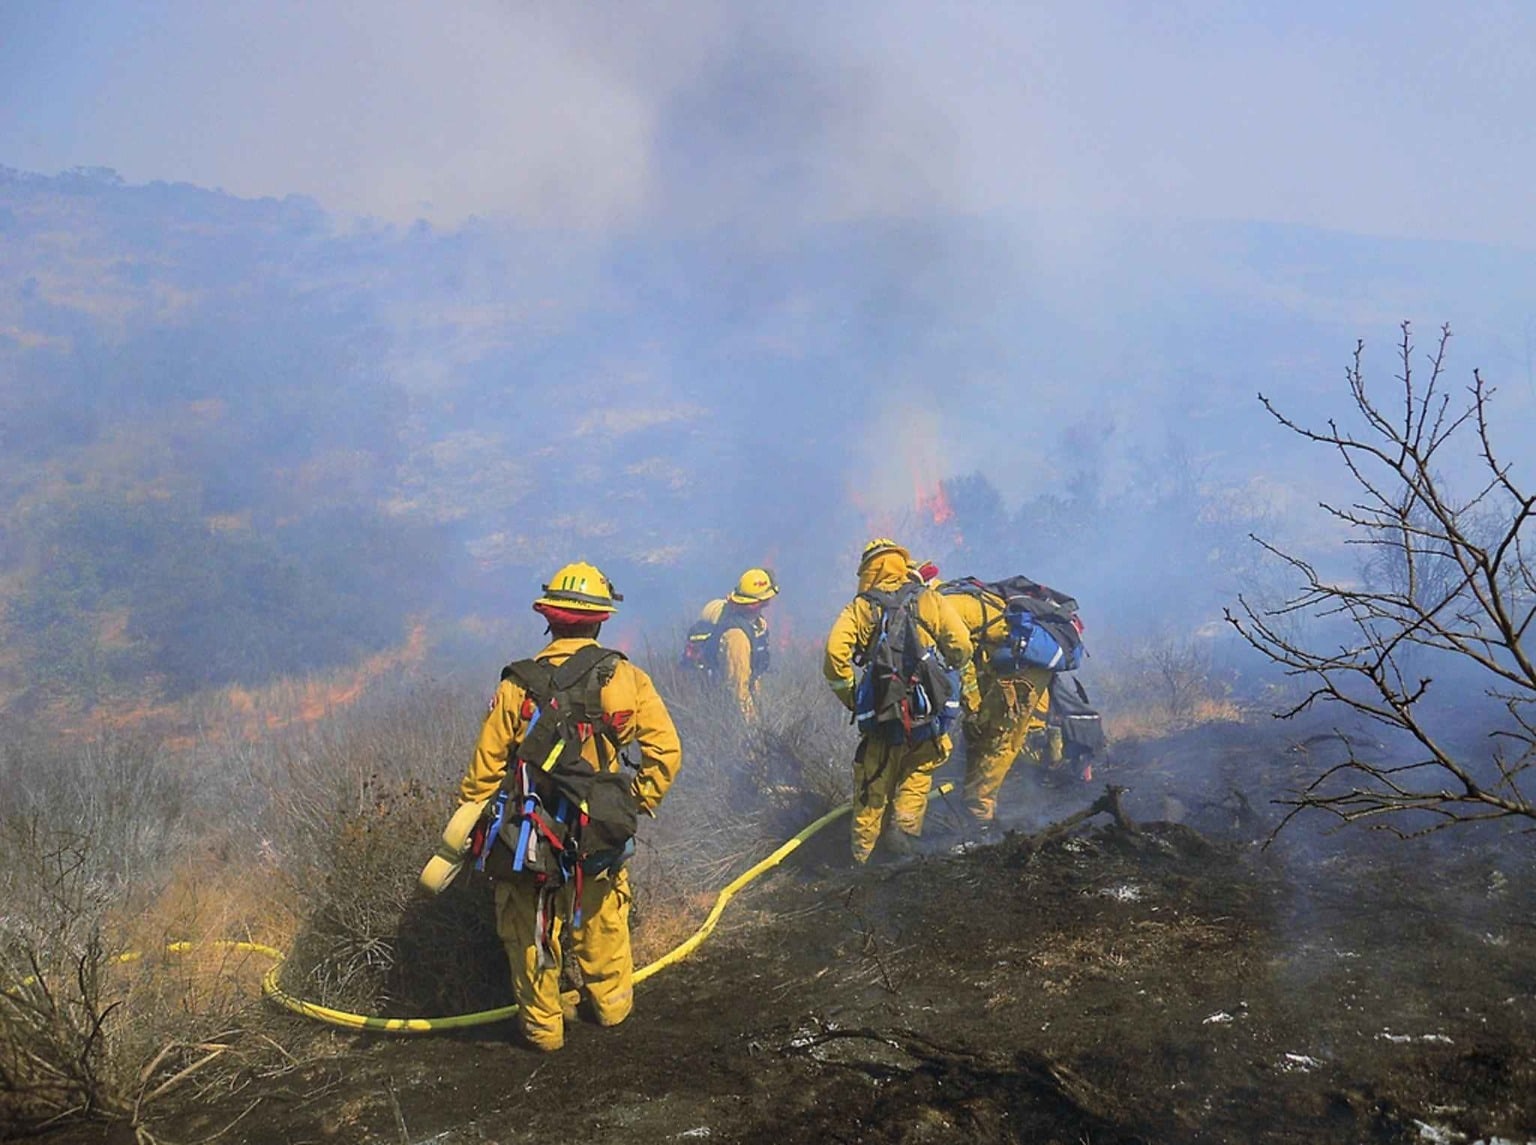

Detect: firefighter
824,539,979,862
937,580,1054,830
458,562,682,1052
684,567,778,719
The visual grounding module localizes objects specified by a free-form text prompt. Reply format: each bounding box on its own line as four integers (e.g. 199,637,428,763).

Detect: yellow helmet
728,567,779,605
858,537,909,570
534,561,623,613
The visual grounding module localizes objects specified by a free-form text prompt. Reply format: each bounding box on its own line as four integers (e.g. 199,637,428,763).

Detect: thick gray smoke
1,2,1535,704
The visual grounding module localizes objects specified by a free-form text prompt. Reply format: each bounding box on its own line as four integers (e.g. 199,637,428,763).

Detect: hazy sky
3,1,1534,245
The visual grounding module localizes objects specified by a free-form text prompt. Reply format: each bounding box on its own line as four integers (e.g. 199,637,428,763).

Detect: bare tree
1226,322,1536,836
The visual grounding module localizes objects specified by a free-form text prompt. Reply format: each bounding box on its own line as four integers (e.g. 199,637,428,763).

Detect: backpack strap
857,582,919,613
855,584,914,661
501,657,553,693
503,643,624,696
709,611,770,678
502,644,627,762
857,583,960,669
938,576,1007,644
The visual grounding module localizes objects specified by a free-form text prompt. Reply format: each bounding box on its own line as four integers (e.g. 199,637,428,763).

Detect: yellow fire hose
12,784,952,1035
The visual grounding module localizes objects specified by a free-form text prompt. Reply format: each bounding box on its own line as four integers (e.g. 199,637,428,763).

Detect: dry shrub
1093,632,1242,741
625,648,858,957
0,675,511,1137
0,728,252,1138
0,818,266,1138
0,820,122,1133
625,841,718,968
260,681,507,1017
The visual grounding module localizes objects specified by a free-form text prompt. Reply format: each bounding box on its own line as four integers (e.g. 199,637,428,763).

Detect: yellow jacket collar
535,636,603,661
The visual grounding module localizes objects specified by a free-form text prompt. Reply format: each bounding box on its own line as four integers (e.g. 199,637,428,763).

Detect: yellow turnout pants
962,669,1052,822
851,733,952,863
493,866,634,1051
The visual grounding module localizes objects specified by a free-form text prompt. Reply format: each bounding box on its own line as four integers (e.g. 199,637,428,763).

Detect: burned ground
33,719,1536,1145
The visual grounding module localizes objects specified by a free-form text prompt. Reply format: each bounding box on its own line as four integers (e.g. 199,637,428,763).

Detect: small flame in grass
74,621,431,747
288,621,429,726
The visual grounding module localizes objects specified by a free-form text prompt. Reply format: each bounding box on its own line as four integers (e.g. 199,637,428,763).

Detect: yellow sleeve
924,590,980,702
1023,666,1053,732
459,678,528,803
626,665,683,814
719,627,756,719
823,599,869,710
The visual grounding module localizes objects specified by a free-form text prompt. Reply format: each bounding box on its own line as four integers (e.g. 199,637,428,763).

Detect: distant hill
2,165,1533,717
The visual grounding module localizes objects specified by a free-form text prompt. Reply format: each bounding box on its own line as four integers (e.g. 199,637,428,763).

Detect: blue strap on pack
511,708,544,873
476,788,508,873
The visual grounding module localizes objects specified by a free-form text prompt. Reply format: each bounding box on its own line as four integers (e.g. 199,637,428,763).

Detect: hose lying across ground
33,784,953,1035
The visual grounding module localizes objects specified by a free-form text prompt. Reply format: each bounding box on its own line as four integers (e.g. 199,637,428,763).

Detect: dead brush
1091,632,1242,741
265,682,507,1017
0,819,271,1140
0,728,270,1140
628,649,857,956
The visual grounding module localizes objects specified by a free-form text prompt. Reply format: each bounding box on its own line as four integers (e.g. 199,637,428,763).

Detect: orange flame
916,479,955,526
73,621,431,748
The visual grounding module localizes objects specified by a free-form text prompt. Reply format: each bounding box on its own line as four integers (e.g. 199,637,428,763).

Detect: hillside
7,166,1536,729
29,719,1536,1145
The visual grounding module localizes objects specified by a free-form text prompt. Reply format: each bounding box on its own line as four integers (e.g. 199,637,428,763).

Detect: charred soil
37,721,1536,1144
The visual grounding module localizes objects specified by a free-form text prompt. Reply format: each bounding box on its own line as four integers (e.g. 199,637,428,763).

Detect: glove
831,679,857,713
961,684,982,715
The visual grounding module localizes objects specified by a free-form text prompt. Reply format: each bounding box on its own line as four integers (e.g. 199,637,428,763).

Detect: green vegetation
4,490,442,704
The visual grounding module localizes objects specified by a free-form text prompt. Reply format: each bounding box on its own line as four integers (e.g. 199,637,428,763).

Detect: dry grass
0,649,885,1136
0,677,484,1137
1103,696,1243,742
1023,917,1235,995
1089,631,1246,745
0,818,282,1138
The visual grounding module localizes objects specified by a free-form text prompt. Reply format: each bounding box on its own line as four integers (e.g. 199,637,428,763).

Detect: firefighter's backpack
476,644,638,885
853,582,960,745
681,616,716,671
940,575,1085,674
1049,673,1105,759
682,610,771,678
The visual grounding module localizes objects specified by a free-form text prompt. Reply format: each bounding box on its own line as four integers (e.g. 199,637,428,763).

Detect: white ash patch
1414,1120,1465,1144
1378,1030,1455,1046
1097,883,1144,903
1279,1053,1323,1072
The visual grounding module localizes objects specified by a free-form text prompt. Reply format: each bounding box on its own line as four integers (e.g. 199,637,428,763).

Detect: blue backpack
940,576,1085,675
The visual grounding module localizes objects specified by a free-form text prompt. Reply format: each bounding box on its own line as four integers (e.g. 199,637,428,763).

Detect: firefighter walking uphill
682,567,779,720
823,539,979,863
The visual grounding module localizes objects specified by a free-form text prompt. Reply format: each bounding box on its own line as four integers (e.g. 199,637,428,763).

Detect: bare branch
1232,323,1536,837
